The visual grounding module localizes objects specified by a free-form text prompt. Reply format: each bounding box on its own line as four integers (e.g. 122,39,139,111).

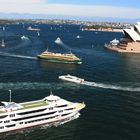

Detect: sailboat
3,27,5,31
76,35,80,39
37,31,40,36
1,39,5,47
54,37,61,44
1,26,6,47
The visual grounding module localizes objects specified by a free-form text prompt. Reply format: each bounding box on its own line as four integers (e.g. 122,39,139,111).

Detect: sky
0,0,140,21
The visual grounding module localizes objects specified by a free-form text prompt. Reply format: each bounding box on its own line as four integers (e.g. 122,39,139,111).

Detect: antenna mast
9,90,12,102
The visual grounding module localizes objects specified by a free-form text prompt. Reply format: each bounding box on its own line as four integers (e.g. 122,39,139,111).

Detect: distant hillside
0,12,139,23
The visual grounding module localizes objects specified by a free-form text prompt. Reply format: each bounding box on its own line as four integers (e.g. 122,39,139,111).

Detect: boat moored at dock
105,22,140,53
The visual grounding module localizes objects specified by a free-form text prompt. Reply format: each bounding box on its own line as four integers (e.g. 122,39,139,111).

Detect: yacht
0,92,85,133
105,22,140,53
59,74,85,84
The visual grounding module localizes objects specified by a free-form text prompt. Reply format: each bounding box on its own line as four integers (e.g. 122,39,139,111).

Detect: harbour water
0,24,140,140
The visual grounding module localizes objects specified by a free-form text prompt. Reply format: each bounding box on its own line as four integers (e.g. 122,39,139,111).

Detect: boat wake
0,81,139,92
83,81,140,92
0,52,37,60
0,82,81,90
54,38,94,55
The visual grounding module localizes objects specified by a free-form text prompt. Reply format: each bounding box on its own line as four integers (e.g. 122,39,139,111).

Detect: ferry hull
0,112,80,134
0,94,85,134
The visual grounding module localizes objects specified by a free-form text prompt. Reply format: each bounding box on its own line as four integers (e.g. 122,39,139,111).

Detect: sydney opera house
105,22,140,53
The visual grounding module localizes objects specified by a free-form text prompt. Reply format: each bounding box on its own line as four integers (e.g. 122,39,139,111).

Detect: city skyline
0,0,140,22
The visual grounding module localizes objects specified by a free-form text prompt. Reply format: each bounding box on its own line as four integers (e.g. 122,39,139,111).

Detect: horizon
0,0,140,22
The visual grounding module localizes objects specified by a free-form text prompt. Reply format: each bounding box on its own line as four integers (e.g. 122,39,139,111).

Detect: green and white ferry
37,50,82,64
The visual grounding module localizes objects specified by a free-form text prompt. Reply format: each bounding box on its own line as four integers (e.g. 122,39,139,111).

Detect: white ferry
59,74,85,84
0,92,85,133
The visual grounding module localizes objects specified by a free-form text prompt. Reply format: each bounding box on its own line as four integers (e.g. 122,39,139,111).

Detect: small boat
27,26,40,31
37,31,40,36
76,35,80,39
21,35,29,40
110,38,119,46
104,38,120,52
59,74,84,84
1,40,5,47
3,27,5,31
54,37,61,44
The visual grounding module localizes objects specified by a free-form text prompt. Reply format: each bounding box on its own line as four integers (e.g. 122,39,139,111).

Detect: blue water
0,23,140,140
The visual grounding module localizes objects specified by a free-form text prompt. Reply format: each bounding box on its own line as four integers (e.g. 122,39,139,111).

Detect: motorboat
76,35,80,39
59,74,84,84
21,35,29,40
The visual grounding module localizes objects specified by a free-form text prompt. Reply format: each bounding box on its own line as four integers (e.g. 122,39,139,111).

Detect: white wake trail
0,52,37,60
83,81,140,92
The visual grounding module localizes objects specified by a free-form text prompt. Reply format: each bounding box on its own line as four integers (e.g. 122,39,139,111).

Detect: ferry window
0,127,4,129
61,113,71,117
58,110,63,113
56,105,67,108
49,107,53,110
0,115,8,119
4,120,10,123
17,108,46,115
12,111,57,121
6,124,15,128
65,108,74,111
10,114,15,117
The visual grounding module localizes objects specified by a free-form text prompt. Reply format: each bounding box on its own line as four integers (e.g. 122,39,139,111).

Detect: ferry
37,50,82,64
59,74,85,84
0,92,85,133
